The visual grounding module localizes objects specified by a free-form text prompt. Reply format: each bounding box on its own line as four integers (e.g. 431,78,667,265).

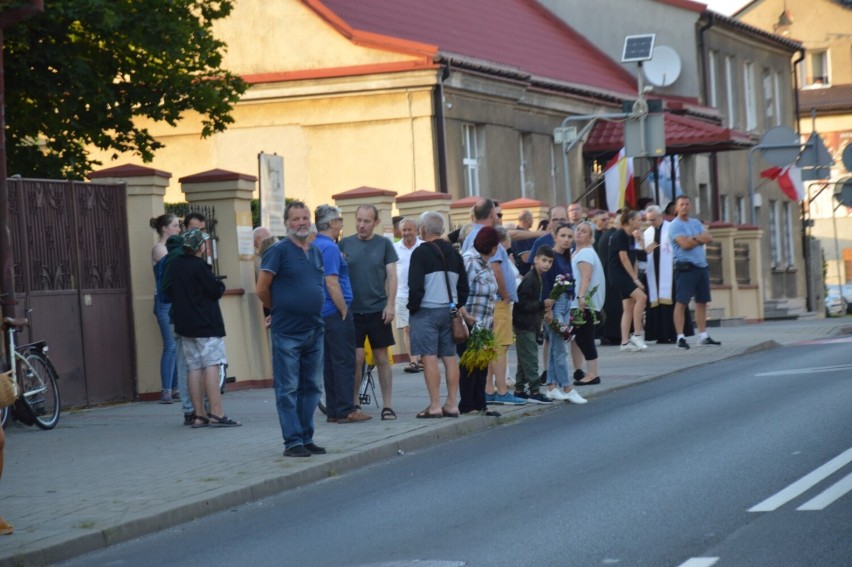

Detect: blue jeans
323,312,356,420
546,295,572,387
272,327,324,449
154,297,177,391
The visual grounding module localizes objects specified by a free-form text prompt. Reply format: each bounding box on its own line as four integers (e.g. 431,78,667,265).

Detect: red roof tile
584,112,753,156
800,84,852,113
308,0,638,100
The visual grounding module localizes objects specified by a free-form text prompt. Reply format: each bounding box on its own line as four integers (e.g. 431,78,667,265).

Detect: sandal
381,407,397,421
208,414,241,427
403,362,420,373
191,416,209,429
416,408,442,419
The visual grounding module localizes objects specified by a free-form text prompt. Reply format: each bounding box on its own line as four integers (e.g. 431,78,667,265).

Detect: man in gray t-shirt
338,204,399,420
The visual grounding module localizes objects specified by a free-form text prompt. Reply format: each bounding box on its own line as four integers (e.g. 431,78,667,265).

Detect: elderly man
394,218,423,373
258,201,326,457
461,199,525,406
339,204,399,420
643,205,693,343
669,195,721,349
314,205,372,424
407,211,469,417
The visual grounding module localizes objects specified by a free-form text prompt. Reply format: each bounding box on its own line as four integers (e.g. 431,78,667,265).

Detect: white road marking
749,447,852,512
754,364,852,377
797,471,852,511
677,558,719,567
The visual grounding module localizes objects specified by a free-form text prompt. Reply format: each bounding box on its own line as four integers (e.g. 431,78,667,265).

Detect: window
720,194,730,223
783,202,795,267
773,71,783,126
698,183,711,220
462,123,481,197
725,55,737,128
762,69,774,127
707,50,718,108
735,196,747,225
744,61,757,131
519,133,534,198
769,199,781,268
806,50,830,87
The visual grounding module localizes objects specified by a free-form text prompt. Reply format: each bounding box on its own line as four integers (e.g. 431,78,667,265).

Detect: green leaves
3,0,246,179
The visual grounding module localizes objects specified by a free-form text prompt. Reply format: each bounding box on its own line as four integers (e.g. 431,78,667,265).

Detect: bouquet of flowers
548,273,574,300
570,285,600,326
459,325,499,372
548,317,575,342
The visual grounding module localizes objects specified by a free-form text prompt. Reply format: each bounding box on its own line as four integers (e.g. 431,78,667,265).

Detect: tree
3,0,247,179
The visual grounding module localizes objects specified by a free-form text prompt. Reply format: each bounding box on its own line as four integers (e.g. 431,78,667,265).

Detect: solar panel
622,34,656,63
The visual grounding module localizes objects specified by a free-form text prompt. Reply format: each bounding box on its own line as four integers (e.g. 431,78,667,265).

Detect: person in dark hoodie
169,229,240,428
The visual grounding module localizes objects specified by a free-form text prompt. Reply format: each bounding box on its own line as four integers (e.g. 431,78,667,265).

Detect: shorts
396,301,410,329
674,264,711,304
492,301,513,346
354,311,396,349
181,336,226,371
409,307,455,357
612,273,639,300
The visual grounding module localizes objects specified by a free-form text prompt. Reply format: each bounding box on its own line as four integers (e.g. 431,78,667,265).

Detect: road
60,337,852,567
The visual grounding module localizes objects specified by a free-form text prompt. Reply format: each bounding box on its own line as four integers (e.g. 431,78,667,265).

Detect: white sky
703,0,752,15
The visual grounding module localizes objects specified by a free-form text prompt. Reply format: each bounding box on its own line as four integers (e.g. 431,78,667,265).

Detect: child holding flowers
542,223,587,404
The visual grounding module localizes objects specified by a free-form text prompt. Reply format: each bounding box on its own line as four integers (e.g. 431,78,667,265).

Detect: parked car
825,289,848,317
826,284,852,314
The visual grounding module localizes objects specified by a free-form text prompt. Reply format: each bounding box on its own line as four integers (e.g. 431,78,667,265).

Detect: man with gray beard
257,201,327,458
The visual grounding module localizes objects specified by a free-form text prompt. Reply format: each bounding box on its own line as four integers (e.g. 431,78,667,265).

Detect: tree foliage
3,0,247,179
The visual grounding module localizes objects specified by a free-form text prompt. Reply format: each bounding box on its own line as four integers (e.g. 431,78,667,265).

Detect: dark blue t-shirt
314,233,353,317
260,238,325,334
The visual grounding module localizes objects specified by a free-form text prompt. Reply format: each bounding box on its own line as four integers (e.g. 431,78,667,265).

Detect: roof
800,84,852,113
584,112,754,156
307,0,638,101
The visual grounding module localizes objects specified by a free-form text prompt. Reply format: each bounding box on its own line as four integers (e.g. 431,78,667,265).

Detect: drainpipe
791,48,814,310
433,63,451,194
698,13,721,220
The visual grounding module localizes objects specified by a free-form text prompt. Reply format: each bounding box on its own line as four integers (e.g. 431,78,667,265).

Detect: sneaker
513,391,529,400
304,443,327,455
620,342,641,352
564,389,588,404
159,389,173,404
545,388,564,401
485,392,498,404
171,389,181,401
527,392,554,404
283,445,311,458
338,410,372,423
630,335,648,350
677,338,690,350
698,335,721,346
493,392,528,405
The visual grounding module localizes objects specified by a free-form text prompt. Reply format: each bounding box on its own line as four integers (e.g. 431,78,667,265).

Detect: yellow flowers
459,326,499,372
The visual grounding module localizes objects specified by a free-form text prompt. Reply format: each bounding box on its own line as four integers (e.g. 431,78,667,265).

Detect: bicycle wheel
17,351,60,430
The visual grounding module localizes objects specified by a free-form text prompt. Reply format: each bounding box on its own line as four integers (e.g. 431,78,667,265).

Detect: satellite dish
643,46,682,87
842,144,852,172
835,177,852,207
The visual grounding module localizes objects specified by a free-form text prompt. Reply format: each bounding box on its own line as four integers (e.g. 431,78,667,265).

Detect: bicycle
0,316,61,430
316,362,378,416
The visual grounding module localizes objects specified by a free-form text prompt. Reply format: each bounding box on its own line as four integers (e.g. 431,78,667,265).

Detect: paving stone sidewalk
0,318,849,566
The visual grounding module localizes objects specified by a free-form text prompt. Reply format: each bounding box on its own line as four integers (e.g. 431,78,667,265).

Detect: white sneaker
545,388,564,401
630,335,648,350
564,389,588,404
620,342,641,352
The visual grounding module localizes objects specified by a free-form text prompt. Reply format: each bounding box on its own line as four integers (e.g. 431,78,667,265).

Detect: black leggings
574,310,599,361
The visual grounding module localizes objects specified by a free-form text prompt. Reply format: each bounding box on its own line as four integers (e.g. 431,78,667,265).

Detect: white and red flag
759,165,805,202
604,148,635,212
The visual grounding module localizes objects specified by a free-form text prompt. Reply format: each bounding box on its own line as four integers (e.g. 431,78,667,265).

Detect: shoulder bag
430,242,469,344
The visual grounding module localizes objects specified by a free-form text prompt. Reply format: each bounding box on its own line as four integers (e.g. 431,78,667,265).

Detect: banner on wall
259,153,286,237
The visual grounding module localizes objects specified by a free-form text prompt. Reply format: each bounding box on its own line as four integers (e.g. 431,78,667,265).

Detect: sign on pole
259,153,286,237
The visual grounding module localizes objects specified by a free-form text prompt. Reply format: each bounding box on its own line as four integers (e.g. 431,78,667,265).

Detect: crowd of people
141,196,722,462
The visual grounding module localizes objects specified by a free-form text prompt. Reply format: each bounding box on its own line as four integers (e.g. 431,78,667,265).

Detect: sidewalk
1,318,849,566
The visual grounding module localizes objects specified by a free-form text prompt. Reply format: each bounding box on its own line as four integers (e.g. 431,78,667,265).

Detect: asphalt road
60,337,852,567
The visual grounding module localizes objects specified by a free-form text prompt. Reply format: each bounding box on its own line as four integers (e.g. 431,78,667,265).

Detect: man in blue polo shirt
258,201,327,458
313,204,372,424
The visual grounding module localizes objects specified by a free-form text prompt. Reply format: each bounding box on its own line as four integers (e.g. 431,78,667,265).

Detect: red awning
583,112,754,157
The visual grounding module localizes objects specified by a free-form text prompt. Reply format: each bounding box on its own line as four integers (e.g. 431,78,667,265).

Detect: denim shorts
674,265,711,304
409,307,455,357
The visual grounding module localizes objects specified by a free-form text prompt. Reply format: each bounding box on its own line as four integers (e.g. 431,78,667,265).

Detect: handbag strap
429,241,457,309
